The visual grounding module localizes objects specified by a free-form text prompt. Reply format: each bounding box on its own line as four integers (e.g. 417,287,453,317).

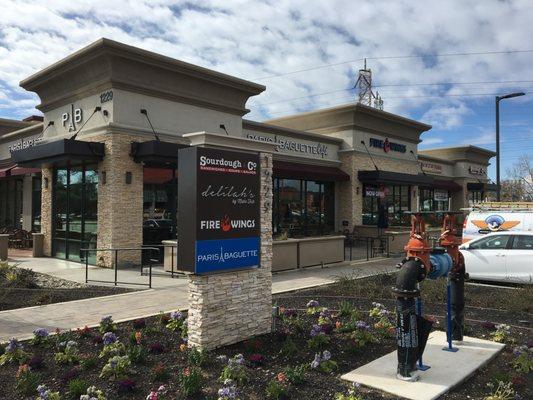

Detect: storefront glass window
419,188,450,226
273,178,334,238
0,179,24,230
362,184,411,226
52,165,98,263
468,190,483,206
142,167,177,250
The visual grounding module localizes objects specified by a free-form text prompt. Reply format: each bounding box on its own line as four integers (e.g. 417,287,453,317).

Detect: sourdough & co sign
177,147,260,274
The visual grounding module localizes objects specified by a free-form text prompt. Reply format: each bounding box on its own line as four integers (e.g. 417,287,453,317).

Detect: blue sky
0,0,532,180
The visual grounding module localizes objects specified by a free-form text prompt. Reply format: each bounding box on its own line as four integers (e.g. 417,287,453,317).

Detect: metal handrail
141,243,181,278
344,234,391,261
81,247,160,288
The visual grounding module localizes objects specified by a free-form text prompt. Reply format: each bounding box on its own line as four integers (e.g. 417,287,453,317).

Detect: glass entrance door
53,165,98,263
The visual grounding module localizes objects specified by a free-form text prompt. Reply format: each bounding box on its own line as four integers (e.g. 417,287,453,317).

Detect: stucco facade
1,38,497,267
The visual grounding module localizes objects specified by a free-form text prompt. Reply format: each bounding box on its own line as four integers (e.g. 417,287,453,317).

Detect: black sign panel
177,147,261,274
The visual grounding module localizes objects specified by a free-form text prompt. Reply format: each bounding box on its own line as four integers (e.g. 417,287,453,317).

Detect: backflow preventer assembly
392,211,465,381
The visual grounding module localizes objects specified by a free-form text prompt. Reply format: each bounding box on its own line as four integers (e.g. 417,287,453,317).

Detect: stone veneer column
88,133,144,268
40,167,53,256
187,152,273,350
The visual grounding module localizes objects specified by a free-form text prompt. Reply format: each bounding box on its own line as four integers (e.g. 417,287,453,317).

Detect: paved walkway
0,256,399,341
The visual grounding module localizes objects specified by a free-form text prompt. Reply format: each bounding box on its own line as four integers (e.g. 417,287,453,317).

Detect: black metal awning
467,182,499,192
130,140,188,167
11,139,105,167
421,179,463,192
358,170,434,186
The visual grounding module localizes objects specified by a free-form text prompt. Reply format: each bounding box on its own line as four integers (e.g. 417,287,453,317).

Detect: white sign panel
434,189,449,202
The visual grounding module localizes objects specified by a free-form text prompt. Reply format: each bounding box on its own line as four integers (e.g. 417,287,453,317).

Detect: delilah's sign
177,147,260,274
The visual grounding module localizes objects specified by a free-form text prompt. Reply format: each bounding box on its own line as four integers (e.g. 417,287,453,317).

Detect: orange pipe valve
438,212,465,272
404,213,432,273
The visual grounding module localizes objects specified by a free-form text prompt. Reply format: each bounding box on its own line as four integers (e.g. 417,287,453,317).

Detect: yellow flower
180,343,187,352
135,331,142,344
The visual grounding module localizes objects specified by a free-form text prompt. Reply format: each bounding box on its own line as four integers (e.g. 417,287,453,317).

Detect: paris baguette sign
177,147,260,274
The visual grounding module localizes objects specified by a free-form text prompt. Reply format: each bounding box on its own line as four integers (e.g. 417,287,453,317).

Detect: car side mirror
459,243,469,250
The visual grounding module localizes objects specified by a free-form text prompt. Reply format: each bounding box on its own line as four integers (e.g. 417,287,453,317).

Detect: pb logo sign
61,104,83,132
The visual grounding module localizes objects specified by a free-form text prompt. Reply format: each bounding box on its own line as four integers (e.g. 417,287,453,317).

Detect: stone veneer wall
40,167,53,256
187,152,273,350
86,133,145,268
337,151,421,229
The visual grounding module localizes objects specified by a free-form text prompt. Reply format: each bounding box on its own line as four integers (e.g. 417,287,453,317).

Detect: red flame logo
383,138,391,153
221,215,231,232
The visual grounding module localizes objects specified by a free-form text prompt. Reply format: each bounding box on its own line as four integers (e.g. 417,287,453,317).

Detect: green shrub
188,347,208,367
338,300,354,317
307,333,330,351
54,341,80,365
219,354,248,384
152,362,169,382
265,379,289,400
98,316,116,334
67,378,89,399
179,366,203,397
80,355,98,371
284,364,307,385
0,338,29,365
512,346,533,373
484,380,515,400
100,355,131,380
350,329,377,349
280,337,298,358
15,367,41,397
98,342,126,359
127,345,147,364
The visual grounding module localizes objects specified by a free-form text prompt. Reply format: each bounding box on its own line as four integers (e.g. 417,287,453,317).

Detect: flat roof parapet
20,38,266,115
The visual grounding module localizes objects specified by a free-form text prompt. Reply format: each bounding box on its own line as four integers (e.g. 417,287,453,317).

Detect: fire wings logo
471,214,520,232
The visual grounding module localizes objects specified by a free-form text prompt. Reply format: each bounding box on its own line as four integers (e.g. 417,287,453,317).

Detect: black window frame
273,177,335,238
52,164,98,262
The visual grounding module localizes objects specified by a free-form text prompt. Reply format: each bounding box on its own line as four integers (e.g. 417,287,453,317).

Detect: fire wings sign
177,147,261,274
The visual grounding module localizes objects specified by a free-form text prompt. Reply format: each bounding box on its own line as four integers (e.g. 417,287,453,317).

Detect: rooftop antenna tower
354,59,384,110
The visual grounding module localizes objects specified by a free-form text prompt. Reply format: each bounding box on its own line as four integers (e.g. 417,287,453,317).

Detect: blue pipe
428,253,453,279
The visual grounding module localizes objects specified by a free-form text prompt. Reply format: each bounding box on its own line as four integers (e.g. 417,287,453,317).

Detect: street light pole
495,97,500,201
495,92,525,201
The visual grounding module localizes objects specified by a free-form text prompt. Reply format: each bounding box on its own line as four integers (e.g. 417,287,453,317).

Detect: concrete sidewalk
0,256,399,341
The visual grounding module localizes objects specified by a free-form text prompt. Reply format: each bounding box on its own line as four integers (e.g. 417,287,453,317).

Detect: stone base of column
187,268,272,350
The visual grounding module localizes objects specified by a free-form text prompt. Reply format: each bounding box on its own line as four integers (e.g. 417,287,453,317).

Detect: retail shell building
0,39,496,268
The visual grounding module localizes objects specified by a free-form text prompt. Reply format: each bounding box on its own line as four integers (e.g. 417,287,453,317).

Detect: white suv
459,231,533,284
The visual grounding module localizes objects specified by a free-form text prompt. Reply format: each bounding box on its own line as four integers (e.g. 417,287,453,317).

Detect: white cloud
0,0,532,130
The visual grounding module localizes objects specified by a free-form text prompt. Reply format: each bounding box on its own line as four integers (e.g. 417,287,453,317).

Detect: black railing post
114,250,118,286
149,259,152,288
387,236,390,258
85,250,89,283
171,245,175,278
366,237,370,261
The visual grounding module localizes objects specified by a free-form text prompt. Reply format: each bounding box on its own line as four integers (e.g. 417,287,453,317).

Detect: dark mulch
0,286,137,311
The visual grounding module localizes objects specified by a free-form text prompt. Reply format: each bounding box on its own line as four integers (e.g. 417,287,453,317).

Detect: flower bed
0,272,531,399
